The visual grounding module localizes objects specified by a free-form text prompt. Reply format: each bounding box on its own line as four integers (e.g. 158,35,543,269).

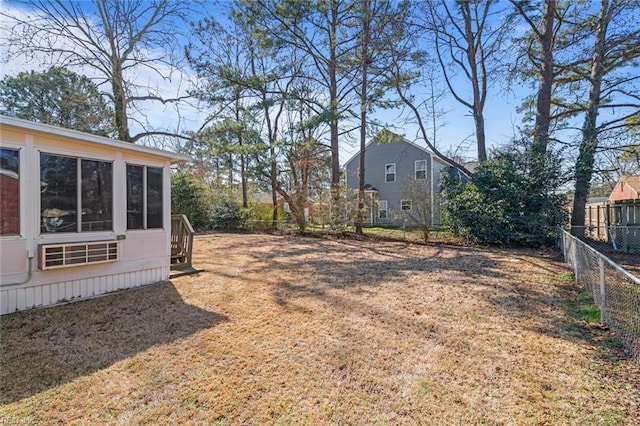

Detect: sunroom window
127,165,163,230
40,153,113,233
0,148,20,235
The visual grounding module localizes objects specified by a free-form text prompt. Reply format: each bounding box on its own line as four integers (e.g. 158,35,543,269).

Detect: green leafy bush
171,171,212,228
210,198,242,229
442,145,566,247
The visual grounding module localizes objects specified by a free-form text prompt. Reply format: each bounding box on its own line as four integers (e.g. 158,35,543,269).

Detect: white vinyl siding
1,266,168,313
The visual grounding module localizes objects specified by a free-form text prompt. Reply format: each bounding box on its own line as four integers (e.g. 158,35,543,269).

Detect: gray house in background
344,132,449,226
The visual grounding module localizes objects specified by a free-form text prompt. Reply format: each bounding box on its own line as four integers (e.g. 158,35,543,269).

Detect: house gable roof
609,175,640,201
622,175,640,193
0,115,191,163
344,130,446,168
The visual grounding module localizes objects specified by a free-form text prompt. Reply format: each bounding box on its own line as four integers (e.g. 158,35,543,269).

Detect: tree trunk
356,0,370,235
240,152,248,209
248,37,279,229
532,0,556,160
571,0,610,235
235,92,248,209
299,157,310,232
461,1,487,163
328,3,342,230
270,146,279,227
112,63,131,142
473,108,486,162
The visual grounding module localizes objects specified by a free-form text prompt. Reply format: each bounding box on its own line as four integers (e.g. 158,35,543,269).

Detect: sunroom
0,115,190,314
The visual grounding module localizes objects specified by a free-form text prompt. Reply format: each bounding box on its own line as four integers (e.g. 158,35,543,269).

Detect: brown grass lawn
1,233,639,425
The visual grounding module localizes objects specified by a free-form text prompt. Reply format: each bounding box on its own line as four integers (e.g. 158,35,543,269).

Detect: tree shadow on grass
242,236,593,348
0,281,227,404
195,233,619,358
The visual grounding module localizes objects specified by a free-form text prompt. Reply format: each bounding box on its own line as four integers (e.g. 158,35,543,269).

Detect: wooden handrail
170,214,194,270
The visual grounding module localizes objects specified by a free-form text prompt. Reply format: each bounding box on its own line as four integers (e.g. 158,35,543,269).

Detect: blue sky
3,0,634,169
0,0,531,163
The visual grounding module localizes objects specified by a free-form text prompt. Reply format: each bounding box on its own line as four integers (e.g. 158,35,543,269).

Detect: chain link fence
560,228,640,362
209,219,301,232
569,225,640,254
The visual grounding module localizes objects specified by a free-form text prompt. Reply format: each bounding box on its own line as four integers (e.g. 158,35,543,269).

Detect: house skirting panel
0,266,169,315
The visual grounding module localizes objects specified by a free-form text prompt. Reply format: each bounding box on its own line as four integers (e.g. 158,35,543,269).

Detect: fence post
598,257,606,324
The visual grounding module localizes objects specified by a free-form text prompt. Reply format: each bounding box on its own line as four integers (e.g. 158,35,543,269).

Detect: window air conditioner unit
38,241,119,270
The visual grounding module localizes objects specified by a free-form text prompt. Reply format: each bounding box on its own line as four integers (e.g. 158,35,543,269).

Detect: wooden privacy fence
586,199,640,228
585,200,640,253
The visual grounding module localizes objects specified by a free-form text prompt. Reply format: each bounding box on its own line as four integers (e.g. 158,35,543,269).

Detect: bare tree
383,30,472,176
422,0,514,163
402,178,434,243
2,0,197,142
253,89,332,232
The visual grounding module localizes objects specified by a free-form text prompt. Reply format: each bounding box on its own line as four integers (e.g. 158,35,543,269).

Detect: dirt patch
1,233,639,424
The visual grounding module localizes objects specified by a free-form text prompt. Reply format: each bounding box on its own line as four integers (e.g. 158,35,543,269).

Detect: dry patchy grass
1,233,639,425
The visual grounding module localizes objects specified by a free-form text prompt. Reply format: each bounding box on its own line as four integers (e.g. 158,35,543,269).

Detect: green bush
442,145,566,247
171,171,212,228
239,202,282,231
210,198,242,229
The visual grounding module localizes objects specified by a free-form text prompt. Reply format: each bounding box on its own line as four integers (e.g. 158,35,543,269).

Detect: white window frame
385,163,396,183
0,146,21,237
378,200,388,219
415,160,427,180
401,200,412,211
39,152,114,235
126,164,164,230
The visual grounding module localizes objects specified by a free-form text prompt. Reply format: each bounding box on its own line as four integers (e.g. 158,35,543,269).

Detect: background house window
0,148,20,235
385,164,396,182
379,200,388,219
401,200,412,211
127,165,163,230
415,160,426,180
40,153,113,233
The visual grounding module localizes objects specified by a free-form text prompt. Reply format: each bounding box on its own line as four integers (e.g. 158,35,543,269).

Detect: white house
0,116,190,315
